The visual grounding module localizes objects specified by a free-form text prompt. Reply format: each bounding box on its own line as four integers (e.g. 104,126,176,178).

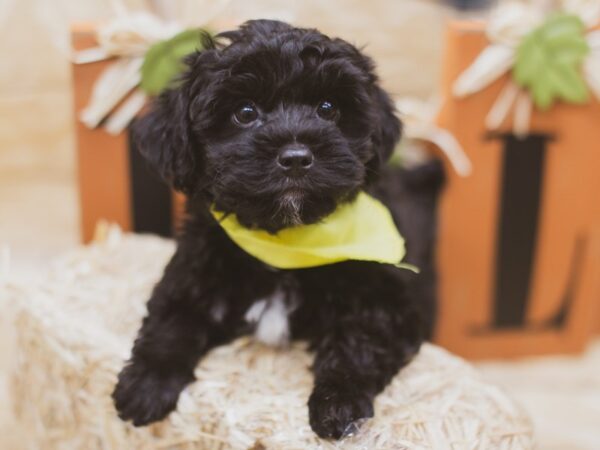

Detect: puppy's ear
366,86,402,181
373,87,402,163
132,77,198,194
133,31,222,194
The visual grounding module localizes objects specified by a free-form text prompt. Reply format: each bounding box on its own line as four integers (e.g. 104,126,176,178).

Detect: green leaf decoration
513,14,590,110
140,29,207,96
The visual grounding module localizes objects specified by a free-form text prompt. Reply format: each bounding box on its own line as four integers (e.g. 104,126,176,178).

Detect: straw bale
6,231,534,449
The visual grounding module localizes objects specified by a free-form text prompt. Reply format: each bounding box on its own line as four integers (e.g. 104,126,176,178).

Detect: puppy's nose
277,146,314,176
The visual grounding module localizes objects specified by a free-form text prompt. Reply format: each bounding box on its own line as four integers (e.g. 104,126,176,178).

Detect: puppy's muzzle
277,145,314,177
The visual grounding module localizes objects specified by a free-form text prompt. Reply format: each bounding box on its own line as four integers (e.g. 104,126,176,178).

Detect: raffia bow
73,1,230,135
453,0,600,137
397,98,472,177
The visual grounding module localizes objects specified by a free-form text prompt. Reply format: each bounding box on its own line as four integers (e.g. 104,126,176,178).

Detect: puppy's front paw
112,362,193,426
308,383,374,440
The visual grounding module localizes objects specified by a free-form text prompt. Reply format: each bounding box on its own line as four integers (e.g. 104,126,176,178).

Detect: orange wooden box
72,24,184,242
435,21,600,358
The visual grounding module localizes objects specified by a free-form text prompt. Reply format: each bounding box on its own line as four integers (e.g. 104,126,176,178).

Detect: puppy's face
135,20,400,232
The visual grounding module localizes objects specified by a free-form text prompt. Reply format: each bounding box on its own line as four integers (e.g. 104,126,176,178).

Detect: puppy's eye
233,102,259,125
316,100,338,121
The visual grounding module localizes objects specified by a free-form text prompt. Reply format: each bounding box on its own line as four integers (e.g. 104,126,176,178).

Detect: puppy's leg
112,246,241,426
293,262,425,439
306,284,423,439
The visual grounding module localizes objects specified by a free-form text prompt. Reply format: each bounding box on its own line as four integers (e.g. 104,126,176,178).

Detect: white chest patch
244,288,290,347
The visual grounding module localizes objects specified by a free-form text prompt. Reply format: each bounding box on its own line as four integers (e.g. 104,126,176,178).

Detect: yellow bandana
211,192,418,271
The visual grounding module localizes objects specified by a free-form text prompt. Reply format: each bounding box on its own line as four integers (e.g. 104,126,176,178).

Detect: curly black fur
113,20,439,440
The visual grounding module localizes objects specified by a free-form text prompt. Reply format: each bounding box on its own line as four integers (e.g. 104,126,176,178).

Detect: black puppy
113,20,430,440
